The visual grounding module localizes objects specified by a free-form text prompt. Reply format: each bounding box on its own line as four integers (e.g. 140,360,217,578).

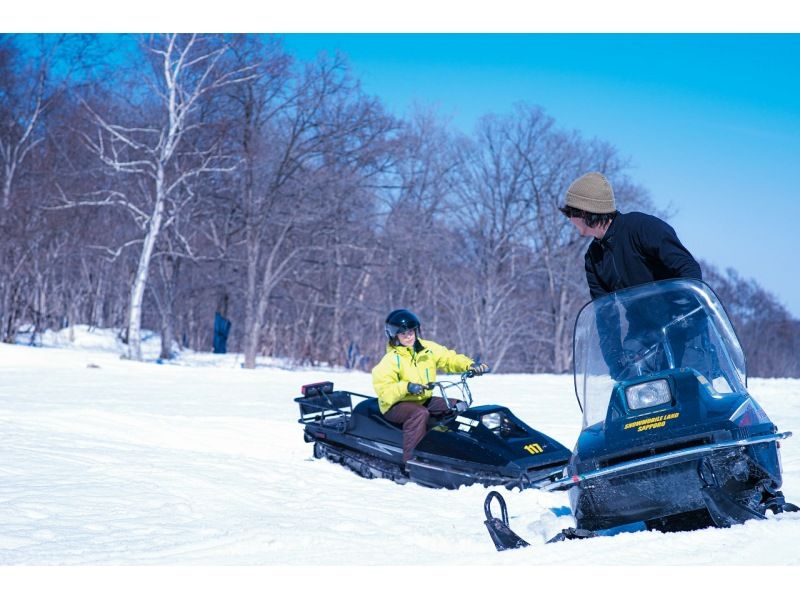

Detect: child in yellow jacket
372,309,489,464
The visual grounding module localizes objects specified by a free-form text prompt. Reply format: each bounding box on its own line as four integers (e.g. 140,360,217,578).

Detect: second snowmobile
295,372,571,490
485,279,796,550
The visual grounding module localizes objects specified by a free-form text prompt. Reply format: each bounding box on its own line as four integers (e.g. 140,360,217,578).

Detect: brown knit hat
565,172,616,214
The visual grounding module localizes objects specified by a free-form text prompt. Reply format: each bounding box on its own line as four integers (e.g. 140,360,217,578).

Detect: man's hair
560,205,618,228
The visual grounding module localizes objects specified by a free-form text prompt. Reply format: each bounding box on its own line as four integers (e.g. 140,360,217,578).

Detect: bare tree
349,108,467,369
425,104,655,372
446,112,540,370
0,35,96,210
704,264,800,377
509,105,634,371
0,35,100,343
226,47,396,368
71,34,255,360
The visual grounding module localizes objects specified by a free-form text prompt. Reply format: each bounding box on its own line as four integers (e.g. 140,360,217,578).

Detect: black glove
407,382,425,395
468,363,489,376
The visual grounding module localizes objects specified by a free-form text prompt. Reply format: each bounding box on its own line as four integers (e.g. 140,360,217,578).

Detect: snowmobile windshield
573,279,747,429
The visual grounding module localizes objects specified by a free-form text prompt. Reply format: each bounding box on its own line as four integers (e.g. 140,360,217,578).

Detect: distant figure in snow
371,309,489,465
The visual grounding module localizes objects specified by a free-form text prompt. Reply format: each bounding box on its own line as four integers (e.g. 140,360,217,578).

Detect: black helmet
385,309,420,340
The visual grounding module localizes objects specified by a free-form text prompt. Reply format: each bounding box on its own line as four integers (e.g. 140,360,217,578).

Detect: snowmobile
294,372,571,490
485,278,797,550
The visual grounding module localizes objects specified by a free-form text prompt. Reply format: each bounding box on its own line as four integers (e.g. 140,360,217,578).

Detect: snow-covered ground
1,327,798,594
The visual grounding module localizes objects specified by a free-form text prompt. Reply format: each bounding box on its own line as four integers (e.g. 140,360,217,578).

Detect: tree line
2,33,798,377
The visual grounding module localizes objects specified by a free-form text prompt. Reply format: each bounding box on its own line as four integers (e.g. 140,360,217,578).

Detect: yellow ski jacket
371,338,474,413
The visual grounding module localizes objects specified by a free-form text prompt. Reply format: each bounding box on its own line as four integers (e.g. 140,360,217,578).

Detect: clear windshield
574,279,747,429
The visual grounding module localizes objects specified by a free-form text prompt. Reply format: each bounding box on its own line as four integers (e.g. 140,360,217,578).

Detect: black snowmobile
485,279,797,550
294,372,571,490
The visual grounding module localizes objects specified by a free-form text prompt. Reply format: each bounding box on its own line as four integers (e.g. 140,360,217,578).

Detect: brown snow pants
383,397,452,463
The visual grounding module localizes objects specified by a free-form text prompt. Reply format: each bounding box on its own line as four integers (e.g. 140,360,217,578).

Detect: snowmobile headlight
481,412,503,430
625,379,671,410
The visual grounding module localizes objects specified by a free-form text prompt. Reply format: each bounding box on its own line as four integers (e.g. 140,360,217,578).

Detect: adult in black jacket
561,172,704,377
561,172,701,297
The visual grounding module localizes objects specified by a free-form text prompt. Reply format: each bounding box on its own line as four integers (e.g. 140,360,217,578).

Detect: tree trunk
127,173,166,361
242,230,261,369
2,162,15,210
91,263,107,329
160,315,175,360
158,258,177,360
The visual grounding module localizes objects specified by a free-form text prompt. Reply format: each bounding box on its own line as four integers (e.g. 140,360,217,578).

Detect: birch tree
75,34,255,360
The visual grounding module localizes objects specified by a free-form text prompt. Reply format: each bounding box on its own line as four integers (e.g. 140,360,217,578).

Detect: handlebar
424,371,474,388
424,371,476,410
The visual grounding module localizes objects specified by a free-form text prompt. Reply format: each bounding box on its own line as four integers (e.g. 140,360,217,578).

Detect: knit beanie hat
565,172,616,214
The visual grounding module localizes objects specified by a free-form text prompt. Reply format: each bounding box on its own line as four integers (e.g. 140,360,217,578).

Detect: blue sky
281,34,800,317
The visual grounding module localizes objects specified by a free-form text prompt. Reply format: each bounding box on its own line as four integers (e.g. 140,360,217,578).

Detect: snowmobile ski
483,491,529,551
545,527,597,543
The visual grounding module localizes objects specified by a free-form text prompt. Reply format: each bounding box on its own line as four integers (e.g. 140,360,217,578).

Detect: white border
4,1,798,33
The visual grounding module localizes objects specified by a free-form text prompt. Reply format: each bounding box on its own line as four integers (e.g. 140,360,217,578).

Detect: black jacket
584,211,702,299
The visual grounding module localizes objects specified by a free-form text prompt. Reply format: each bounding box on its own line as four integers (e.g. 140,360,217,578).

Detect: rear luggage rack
294,381,353,432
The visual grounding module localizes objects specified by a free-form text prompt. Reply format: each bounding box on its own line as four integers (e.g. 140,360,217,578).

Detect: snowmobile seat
353,398,454,430
353,398,403,429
